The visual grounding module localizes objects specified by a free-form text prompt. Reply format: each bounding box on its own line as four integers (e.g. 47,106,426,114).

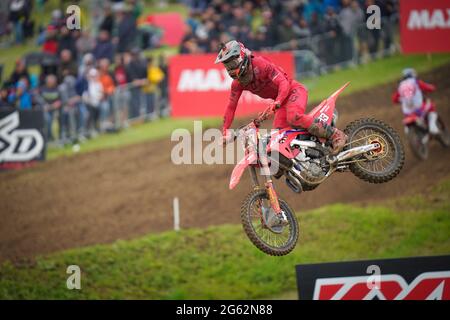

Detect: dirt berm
1,64,449,262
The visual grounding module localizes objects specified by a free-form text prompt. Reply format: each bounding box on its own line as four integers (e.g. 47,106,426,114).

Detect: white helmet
402,68,417,79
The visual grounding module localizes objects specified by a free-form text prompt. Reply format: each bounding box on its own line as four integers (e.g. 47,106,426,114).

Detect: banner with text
296,255,450,300
400,0,450,53
0,109,46,170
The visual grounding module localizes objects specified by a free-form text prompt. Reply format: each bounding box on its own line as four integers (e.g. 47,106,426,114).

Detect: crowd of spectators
180,0,398,65
0,1,168,145
0,0,401,146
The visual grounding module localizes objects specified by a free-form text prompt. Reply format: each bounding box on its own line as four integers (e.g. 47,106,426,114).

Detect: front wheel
241,189,299,256
437,117,450,148
344,118,405,183
407,125,428,160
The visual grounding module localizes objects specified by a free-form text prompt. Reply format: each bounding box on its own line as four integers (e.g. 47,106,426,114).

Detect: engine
270,137,329,193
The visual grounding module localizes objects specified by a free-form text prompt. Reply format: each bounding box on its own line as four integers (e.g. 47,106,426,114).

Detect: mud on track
1,64,449,262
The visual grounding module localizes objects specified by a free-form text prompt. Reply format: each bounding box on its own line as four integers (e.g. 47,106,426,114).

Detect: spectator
143,56,164,121
98,58,115,131
186,9,200,34
39,53,59,86
113,54,128,87
365,0,381,57
49,9,65,29
7,58,30,88
323,0,341,12
82,68,104,136
323,6,342,65
339,0,364,63
381,0,396,55
296,18,312,40
0,86,11,108
42,25,59,55
92,30,114,62
58,69,80,143
58,25,77,59
76,29,96,60
303,0,327,22
8,0,28,44
39,74,62,141
74,72,89,140
158,54,169,117
260,9,278,48
9,77,33,110
78,53,95,78
58,49,78,80
125,49,147,118
277,18,297,44
99,4,114,34
114,4,137,53
309,12,325,36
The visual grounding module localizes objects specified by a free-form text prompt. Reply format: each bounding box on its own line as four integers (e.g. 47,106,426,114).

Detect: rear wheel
241,189,299,256
344,118,405,183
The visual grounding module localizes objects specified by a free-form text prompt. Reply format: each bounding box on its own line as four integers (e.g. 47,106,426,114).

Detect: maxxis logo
0,112,44,162
313,271,450,300
177,69,232,92
407,9,450,30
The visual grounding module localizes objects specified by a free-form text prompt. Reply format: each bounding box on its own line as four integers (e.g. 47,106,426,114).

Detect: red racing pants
273,83,313,129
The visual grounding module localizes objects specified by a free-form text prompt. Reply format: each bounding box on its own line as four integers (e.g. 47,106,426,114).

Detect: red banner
169,52,295,118
400,0,450,53
142,13,186,46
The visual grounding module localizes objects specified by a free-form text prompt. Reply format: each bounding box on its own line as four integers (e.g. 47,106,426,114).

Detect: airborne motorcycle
228,83,405,256
403,100,450,160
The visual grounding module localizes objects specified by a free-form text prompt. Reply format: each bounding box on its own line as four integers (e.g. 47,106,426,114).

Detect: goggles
223,57,241,79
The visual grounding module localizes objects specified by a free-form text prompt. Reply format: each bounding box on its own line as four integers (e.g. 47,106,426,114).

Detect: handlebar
253,103,278,127
224,103,279,145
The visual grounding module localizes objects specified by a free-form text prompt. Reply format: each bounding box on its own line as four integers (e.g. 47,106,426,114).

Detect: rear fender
308,82,350,125
229,151,258,190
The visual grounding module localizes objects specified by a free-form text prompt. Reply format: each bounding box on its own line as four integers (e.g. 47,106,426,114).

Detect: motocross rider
216,40,347,155
392,68,440,135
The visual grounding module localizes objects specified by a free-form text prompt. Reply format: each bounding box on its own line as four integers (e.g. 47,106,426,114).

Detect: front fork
249,156,282,215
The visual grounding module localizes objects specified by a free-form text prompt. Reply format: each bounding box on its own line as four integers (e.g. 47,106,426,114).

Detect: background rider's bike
403,104,450,160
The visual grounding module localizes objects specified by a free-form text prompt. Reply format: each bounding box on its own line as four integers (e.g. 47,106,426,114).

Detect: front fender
229,152,258,190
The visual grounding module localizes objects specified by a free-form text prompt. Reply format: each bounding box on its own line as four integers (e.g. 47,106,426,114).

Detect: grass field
47,117,221,159
303,53,450,102
1,177,448,299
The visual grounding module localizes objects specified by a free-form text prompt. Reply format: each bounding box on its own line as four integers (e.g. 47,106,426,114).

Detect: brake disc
261,206,287,234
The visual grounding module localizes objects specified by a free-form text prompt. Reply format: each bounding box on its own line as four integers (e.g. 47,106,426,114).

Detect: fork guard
229,152,258,190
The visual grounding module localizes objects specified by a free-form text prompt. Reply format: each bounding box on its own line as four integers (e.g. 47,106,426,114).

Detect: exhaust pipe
335,143,380,163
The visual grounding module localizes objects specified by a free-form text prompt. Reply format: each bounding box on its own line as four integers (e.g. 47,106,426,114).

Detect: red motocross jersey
222,55,296,131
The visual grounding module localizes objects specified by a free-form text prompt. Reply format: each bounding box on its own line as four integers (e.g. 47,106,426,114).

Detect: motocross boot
428,111,440,135
307,119,348,155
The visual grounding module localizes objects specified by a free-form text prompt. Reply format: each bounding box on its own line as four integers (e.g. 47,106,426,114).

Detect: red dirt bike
402,100,450,160
229,83,405,256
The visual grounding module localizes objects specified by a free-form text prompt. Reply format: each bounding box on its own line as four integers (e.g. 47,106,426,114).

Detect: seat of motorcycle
284,128,311,140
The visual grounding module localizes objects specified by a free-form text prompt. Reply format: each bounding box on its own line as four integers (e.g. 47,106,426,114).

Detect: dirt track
1,64,449,263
